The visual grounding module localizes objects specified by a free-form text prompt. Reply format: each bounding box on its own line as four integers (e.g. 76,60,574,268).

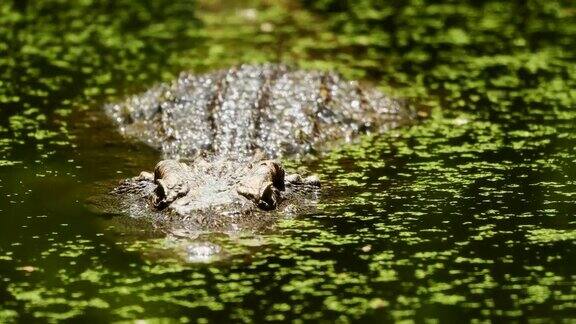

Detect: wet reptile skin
105,64,408,160
102,64,410,232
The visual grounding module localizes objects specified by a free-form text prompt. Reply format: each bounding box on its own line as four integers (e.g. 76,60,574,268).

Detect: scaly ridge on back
105,64,409,160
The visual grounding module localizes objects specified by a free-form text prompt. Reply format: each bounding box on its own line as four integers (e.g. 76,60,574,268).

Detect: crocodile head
112,156,320,220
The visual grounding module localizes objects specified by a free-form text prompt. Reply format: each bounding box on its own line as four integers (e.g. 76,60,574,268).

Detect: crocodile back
105,64,409,159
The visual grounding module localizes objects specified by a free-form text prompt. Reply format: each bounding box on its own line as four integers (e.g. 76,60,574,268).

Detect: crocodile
103,64,409,233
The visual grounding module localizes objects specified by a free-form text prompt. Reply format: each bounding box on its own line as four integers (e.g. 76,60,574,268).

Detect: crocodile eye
152,179,168,210
154,179,167,199
258,182,279,211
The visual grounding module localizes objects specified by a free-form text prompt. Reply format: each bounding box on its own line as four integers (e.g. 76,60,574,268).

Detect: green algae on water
1,0,576,322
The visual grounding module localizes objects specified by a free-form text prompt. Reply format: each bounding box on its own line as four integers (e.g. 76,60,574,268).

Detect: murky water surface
0,0,575,322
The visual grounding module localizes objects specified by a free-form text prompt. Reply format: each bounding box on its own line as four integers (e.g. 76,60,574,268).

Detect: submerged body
104,64,410,232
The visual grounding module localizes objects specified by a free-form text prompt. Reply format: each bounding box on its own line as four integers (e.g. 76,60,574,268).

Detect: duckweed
0,0,575,322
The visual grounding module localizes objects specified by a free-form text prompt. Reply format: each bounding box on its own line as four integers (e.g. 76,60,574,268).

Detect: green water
1,0,575,322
